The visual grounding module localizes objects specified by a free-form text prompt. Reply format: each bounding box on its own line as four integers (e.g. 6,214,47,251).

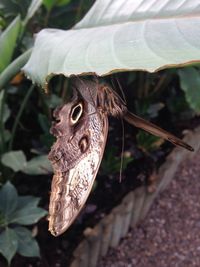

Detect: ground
99,150,200,267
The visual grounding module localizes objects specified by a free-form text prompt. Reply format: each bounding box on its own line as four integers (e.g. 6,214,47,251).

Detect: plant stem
44,7,52,27
0,49,32,91
8,84,34,151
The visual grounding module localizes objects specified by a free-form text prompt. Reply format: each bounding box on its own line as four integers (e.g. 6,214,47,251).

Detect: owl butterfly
48,78,194,236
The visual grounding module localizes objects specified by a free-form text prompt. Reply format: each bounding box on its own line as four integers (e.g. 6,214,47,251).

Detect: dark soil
99,149,200,267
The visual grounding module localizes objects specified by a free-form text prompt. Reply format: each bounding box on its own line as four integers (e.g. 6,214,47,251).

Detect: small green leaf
100,147,132,175
0,129,11,146
17,196,40,209
2,103,11,122
43,0,71,10
11,206,47,225
0,228,18,265
56,0,72,7
0,15,21,72
10,195,47,225
22,155,52,175
0,181,18,220
43,0,55,10
14,227,40,258
136,130,163,152
1,150,27,172
178,67,200,113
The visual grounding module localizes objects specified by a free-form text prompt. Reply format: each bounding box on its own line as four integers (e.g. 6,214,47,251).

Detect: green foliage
136,131,164,152
0,86,52,177
1,151,52,175
100,147,133,176
0,228,18,266
178,67,200,113
0,16,21,72
0,0,42,23
0,1,30,19
1,151,26,172
23,155,53,175
14,227,40,257
43,0,72,11
0,182,47,265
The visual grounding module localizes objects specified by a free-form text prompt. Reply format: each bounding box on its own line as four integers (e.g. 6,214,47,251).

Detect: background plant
0,182,47,265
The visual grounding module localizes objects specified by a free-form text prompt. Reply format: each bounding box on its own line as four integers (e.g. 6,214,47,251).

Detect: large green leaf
0,16,21,72
14,226,40,258
23,0,200,87
0,228,18,265
1,150,27,172
0,181,18,220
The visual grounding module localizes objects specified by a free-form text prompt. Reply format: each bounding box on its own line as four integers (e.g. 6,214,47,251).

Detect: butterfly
48,77,193,236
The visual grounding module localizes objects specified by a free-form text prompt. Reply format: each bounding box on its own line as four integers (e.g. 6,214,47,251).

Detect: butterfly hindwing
48,81,108,236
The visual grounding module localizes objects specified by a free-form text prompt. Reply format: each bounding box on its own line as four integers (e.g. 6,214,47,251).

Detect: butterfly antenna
110,75,127,183
112,75,127,105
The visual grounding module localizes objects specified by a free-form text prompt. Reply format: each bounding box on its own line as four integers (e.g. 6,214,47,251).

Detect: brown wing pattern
48,84,108,236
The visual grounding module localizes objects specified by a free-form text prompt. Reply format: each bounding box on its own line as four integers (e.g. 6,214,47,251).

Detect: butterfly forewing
48,91,108,236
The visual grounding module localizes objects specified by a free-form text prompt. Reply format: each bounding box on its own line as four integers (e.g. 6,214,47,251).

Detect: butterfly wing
124,111,194,151
48,91,108,236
